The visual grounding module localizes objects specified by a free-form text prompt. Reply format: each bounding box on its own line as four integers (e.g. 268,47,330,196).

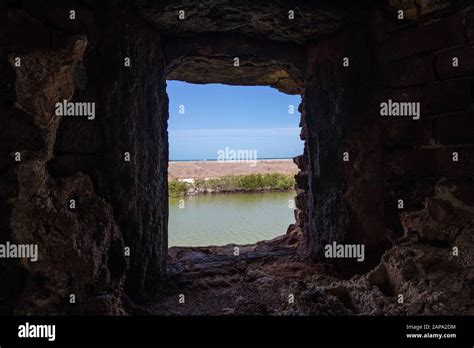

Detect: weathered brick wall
377,7,474,238
298,4,474,272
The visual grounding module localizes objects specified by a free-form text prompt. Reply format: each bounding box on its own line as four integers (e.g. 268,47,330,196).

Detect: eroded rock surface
1,35,127,314
1,9,168,314
136,0,365,44
287,179,474,316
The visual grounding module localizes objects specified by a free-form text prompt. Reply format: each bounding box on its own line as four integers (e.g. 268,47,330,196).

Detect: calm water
168,191,295,247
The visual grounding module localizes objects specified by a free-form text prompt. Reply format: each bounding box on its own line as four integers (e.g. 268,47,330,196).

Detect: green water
168,191,296,247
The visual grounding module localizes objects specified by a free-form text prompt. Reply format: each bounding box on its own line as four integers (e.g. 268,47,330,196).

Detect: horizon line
169,157,295,162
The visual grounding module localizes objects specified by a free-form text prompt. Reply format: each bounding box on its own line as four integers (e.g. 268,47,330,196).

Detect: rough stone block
433,112,474,145
386,0,452,20
436,45,474,79
382,119,433,148
295,209,308,228
384,147,474,177
379,14,464,62
293,154,308,171
467,10,474,41
380,54,435,87
374,80,471,117
295,191,308,210
300,125,308,140
295,172,308,190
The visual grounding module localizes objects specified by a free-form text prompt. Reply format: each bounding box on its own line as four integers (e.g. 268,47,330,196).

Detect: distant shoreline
169,158,294,163
169,159,298,180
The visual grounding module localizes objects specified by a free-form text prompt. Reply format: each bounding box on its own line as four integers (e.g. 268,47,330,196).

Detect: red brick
299,109,306,127
384,147,474,177
436,45,474,79
374,80,472,117
380,54,435,87
382,119,433,148
293,154,308,171
295,172,308,190
300,125,308,140
379,14,464,62
295,192,307,210
467,10,474,41
433,112,474,145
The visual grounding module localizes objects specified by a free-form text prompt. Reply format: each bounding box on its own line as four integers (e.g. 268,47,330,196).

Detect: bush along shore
169,173,295,197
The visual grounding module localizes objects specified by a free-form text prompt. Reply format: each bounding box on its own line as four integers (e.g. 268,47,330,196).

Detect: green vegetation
200,173,294,191
168,180,189,197
169,173,295,196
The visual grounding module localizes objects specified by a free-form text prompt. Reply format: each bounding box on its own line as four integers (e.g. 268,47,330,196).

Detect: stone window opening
165,80,306,262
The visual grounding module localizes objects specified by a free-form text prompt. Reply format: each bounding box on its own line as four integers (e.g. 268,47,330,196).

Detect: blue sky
167,81,303,160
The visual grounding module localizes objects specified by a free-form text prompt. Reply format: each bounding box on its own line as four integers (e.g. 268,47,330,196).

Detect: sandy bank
168,159,298,180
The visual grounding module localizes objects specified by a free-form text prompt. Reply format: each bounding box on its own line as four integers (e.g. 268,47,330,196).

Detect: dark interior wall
48,11,170,303
0,9,127,313
0,6,169,313
299,5,474,272
376,8,474,225
375,5,474,250
301,21,388,271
